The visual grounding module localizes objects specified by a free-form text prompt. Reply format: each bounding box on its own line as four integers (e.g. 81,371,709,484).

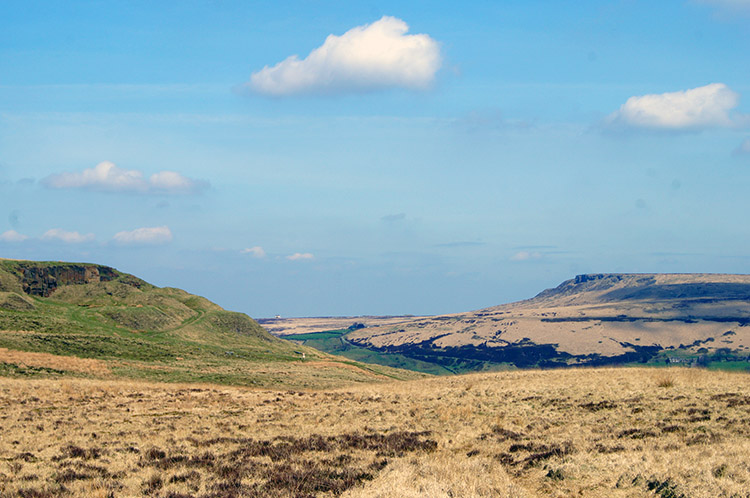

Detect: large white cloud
607,83,744,130
112,226,173,245
0,230,28,243
247,16,441,96
42,229,95,244
42,161,208,194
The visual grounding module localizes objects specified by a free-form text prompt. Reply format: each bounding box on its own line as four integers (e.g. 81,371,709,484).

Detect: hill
0,259,425,388
330,273,750,372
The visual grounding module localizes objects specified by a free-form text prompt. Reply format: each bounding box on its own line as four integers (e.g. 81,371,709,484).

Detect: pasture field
1,367,749,497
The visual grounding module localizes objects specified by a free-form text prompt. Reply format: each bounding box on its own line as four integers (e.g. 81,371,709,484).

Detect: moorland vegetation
0,368,748,497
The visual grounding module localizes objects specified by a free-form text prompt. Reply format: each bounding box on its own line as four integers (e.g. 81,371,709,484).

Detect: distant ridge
343,273,750,372
530,273,750,304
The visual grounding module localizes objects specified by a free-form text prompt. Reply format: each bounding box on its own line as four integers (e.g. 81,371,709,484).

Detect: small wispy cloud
246,16,441,96
42,161,208,194
734,137,750,156
112,226,173,245
42,228,95,244
241,246,266,258
695,0,750,14
512,245,558,250
287,252,314,261
454,109,533,133
0,230,28,242
381,212,406,222
510,251,543,261
606,83,746,131
434,241,485,248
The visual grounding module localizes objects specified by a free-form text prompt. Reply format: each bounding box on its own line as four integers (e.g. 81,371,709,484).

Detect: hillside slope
345,273,750,371
0,259,425,387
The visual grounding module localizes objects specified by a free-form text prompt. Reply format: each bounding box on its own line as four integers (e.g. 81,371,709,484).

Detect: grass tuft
656,373,676,388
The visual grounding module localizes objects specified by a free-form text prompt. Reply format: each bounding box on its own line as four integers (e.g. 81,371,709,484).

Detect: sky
1,0,750,317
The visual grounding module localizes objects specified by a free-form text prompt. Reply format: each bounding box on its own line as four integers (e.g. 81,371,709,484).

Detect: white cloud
0,230,28,242
511,251,542,261
247,16,441,96
112,226,173,245
241,246,266,258
42,161,207,194
148,171,205,193
607,83,745,130
287,252,315,261
42,228,95,244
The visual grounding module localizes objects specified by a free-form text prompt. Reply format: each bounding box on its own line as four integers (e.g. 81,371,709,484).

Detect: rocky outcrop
20,264,117,297
531,273,750,305
2,262,146,297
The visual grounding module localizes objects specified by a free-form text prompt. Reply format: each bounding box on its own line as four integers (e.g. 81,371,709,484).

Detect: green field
284,329,453,375
284,329,518,375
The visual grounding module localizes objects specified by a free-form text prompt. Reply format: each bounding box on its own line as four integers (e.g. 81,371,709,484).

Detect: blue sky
1,0,750,317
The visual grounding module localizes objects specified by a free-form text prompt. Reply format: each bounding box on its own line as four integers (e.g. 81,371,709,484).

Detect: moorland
1,260,749,497
1,368,748,497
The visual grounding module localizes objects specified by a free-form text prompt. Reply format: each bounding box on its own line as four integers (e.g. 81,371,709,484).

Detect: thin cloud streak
0,230,28,243
41,229,95,244
112,226,173,245
42,162,208,195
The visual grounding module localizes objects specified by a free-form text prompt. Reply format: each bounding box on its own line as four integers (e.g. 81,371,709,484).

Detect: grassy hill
0,259,425,388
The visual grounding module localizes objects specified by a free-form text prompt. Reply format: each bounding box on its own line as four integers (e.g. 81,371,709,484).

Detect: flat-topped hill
342,273,750,372
0,260,425,388
523,273,750,307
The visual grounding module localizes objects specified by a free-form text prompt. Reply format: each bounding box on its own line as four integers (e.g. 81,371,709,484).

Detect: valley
2,261,750,497
274,274,750,374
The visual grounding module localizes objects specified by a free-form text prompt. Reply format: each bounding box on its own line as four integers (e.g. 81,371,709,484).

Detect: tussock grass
0,368,749,497
655,372,677,388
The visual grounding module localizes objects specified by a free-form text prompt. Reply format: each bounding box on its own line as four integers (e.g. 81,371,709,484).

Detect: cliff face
532,274,629,301
20,264,116,297
1,262,146,297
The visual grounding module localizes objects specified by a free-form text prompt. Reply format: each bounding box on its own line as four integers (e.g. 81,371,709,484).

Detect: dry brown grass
0,367,748,497
0,348,110,375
